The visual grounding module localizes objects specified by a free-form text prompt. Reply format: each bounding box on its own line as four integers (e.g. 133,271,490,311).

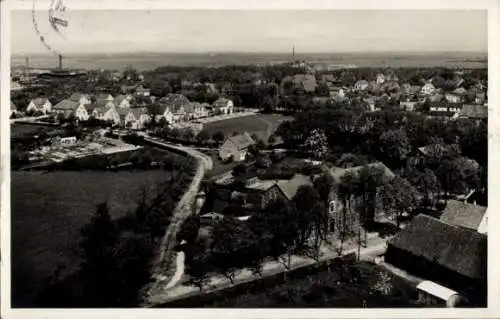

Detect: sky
11,10,487,55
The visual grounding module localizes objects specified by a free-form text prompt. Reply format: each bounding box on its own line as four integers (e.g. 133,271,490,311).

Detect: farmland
200,114,292,141
11,169,177,306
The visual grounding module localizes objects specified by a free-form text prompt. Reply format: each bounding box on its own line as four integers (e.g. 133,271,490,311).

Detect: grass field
11,170,174,306
201,114,292,141
11,124,56,138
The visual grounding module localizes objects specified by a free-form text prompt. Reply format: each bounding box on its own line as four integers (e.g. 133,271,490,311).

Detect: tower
58,54,63,69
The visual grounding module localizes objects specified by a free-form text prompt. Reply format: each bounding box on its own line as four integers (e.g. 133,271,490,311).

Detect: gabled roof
11,101,17,111
114,94,130,106
452,87,468,95
68,93,90,103
96,93,113,101
130,107,149,119
388,214,486,281
30,97,50,107
440,200,487,231
276,174,313,201
53,99,81,110
158,93,192,113
92,106,113,117
461,104,488,119
93,100,115,109
213,98,233,109
224,132,255,150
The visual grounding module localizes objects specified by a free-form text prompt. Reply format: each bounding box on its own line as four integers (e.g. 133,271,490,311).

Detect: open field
11,169,175,306
200,114,292,141
11,123,56,138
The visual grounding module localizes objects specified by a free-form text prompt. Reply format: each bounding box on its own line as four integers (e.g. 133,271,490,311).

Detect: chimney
58,54,63,69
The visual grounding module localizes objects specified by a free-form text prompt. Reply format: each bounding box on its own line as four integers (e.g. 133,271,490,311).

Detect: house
218,132,255,162
113,94,132,108
474,92,486,105
26,97,52,114
191,102,210,119
92,106,120,125
459,104,488,120
452,87,468,96
135,85,151,97
439,200,487,233
95,93,114,102
354,79,369,91
68,93,92,105
376,73,386,85
280,74,317,94
429,102,461,113
157,94,193,122
120,107,151,129
53,99,89,121
421,83,436,95
212,98,234,115
385,214,486,304
121,84,138,94
212,173,312,213
382,81,400,93
326,162,395,234
400,101,418,111
444,93,462,104
328,85,345,97
363,98,377,112
11,101,21,117
428,93,443,103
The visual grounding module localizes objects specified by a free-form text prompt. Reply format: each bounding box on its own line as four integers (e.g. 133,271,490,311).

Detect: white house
444,93,462,104
92,106,121,125
212,98,234,114
135,85,151,97
53,99,89,121
191,102,210,119
218,132,256,162
400,101,418,111
421,83,436,95
120,107,151,129
114,94,132,108
376,73,386,85
354,80,369,91
26,97,52,114
68,93,92,105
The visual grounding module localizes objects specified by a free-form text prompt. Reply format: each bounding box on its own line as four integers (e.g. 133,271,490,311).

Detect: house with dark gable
385,214,487,306
218,132,256,162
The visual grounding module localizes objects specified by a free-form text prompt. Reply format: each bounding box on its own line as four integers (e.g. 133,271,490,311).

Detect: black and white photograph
3,0,495,315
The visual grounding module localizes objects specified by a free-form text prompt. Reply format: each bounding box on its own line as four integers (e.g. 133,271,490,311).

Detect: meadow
11,169,175,306
201,114,292,141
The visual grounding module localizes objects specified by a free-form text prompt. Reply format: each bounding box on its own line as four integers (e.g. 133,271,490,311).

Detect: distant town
11,54,487,308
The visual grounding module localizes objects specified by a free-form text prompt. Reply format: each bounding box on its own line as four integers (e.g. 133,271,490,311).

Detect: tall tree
378,177,420,228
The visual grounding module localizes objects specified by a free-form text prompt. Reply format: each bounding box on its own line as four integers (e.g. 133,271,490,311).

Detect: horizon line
11,50,488,57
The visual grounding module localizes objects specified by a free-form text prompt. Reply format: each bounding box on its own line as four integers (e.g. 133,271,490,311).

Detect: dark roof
96,93,113,101
68,93,90,103
213,98,233,109
114,94,130,106
158,94,192,113
440,200,487,231
388,214,486,281
93,100,115,109
461,104,488,119
224,132,255,150
53,99,80,110
276,174,313,200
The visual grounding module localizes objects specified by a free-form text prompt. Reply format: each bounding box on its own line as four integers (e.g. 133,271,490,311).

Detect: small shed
416,281,467,307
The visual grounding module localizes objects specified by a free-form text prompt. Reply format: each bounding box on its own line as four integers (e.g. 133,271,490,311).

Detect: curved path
141,137,212,305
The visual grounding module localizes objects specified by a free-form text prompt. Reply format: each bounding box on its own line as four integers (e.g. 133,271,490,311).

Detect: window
329,200,336,214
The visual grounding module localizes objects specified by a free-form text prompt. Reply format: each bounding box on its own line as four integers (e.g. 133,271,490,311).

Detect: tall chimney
58,54,63,69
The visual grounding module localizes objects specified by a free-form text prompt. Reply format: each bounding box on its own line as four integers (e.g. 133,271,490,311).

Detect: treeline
276,109,487,203
36,166,196,307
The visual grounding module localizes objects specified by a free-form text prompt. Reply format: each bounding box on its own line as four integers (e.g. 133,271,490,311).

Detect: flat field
201,114,292,141
11,169,174,306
